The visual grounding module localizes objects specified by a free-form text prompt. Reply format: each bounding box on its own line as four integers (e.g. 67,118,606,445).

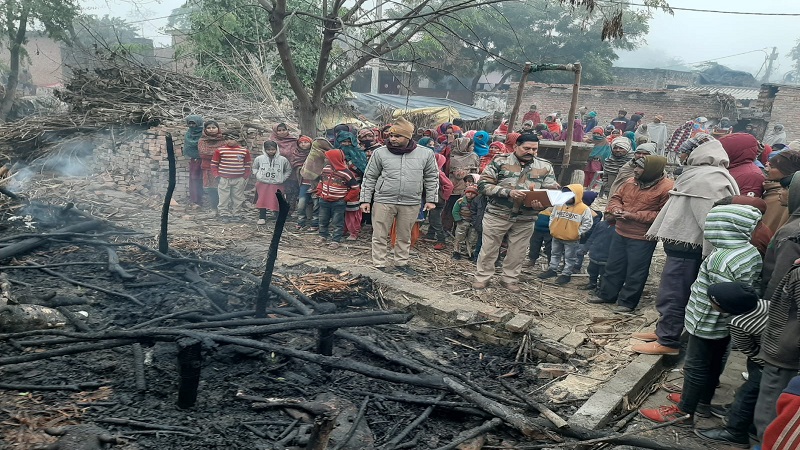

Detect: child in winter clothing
211,139,252,221
293,136,315,229
528,207,552,264
580,212,614,291
538,184,594,285
425,153,454,250
639,204,763,426
298,138,332,231
252,140,292,224
452,186,479,259
573,190,599,272
317,149,360,249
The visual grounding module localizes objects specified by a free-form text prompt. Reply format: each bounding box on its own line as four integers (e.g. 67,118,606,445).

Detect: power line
599,0,800,16
659,48,770,69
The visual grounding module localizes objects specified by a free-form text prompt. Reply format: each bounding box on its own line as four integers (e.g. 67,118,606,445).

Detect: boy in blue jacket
581,211,615,291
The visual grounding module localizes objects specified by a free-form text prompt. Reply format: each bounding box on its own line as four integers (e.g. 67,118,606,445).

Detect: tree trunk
469,59,485,94
297,100,319,136
0,4,30,122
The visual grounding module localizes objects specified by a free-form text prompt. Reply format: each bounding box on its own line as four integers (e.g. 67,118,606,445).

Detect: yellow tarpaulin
391,106,460,124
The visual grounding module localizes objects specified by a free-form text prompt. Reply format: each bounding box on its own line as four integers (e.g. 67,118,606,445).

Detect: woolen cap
389,117,415,139
707,282,759,315
465,186,479,195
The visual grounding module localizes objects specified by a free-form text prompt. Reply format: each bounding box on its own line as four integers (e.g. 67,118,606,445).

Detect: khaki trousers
371,202,419,268
218,177,247,214
475,213,535,284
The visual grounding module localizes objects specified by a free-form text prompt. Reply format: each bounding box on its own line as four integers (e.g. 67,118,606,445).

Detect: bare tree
254,0,672,133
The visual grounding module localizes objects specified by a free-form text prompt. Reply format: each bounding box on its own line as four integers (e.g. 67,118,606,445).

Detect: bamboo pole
559,63,582,186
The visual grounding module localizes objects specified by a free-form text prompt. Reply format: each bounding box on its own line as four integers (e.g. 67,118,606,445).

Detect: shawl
646,140,740,256
623,131,637,151
560,119,584,142
335,131,367,174
288,136,311,169
589,141,612,160
198,128,227,160
435,153,454,202
299,138,332,183
270,124,299,158
183,115,204,159
764,124,787,146
647,122,669,155
523,110,541,125
437,122,453,136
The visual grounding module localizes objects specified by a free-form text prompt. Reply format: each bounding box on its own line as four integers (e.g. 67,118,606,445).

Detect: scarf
603,152,632,176
335,131,367,174
589,139,612,160
288,137,311,169
646,141,739,255
386,139,418,155
473,131,490,157
184,115,204,159
270,124,299,158
198,129,227,159
324,149,348,171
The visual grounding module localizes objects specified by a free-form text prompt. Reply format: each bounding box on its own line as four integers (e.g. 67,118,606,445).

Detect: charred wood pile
0,192,684,449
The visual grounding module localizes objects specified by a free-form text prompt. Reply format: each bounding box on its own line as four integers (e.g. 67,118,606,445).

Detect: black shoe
710,403,730,419
395,265,417,276
695,402,711,418
555,275,571,285
694,428,749,448
587,294,614,304
579,283,597,290
538,269,558,279
376,266,394,273
452,252,462,260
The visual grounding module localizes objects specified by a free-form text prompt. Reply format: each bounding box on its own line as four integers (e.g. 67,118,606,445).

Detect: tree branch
266,0,311,106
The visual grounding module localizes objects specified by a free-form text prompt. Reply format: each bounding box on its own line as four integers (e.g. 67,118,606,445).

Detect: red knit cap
465,186,479,195
297,135,312,144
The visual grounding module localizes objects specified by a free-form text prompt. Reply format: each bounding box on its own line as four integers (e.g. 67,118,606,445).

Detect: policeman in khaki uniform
473,133,559,292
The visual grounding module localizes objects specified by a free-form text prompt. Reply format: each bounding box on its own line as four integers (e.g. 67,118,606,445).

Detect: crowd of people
182,108,800,449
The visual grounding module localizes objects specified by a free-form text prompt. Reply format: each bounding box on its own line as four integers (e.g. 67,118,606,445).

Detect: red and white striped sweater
211,146,252,178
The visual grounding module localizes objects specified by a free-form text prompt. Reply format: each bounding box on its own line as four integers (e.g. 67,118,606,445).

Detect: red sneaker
433,242,446,250
667,393,681,404
639,405,692,426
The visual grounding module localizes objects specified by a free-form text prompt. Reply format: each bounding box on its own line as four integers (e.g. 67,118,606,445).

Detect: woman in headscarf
357,128,382,157
421,128,440,143
560,119,585,143
625,113,643,132
472,131,490,158
544,114,562,138
634,123,650,144
764,124,787,146
184,114,204,208
583,111,598,133
198,120,227,213
423,153,455,250
503,133,520,154
335,131,367,240
290,135,313,227
585,126,611,188
443,137,480,233
602,137,634,198
480,141,506,173
624,131,638,151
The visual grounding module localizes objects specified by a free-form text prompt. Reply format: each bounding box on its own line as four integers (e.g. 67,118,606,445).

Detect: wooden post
559,63,582,186
256,191,290,318
507,62,532,133
158,133,176,254
315,302,338,373
176,338,202,409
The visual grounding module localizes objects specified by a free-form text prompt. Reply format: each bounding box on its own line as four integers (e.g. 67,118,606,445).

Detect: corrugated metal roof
350,93,492,121
674,86,760,101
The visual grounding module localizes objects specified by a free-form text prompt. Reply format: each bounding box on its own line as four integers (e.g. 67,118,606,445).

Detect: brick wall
508,82,738,136
92,121,275,200
767,85,800,143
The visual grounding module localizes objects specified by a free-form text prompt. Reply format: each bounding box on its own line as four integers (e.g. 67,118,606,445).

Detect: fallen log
0,220,103,262
94,417,201,434
106,246,136,281
0,303,67,332
0,381,105,391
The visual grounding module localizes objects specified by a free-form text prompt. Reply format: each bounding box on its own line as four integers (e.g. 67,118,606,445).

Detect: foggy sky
81,0,799,82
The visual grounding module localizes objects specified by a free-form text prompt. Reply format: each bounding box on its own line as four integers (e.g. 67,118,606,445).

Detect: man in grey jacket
360,118,439,275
